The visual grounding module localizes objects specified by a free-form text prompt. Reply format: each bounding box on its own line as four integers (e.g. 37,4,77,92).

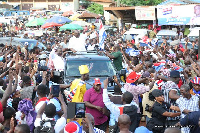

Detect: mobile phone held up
67,102,86,119
75,103,85,118
50,85,60,97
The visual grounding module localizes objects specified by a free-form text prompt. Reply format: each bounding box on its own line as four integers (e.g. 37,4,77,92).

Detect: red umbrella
41,22,63,29
62,10,74,17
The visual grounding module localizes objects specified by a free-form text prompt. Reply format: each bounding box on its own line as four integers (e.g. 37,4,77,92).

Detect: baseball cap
152,89,163,97
126,71,141,83
94,78,101,85
170,70,180,78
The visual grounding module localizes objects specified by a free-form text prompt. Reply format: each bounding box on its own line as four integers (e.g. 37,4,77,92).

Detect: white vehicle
156,30,178,40
188,27,200,41
123,29,149,44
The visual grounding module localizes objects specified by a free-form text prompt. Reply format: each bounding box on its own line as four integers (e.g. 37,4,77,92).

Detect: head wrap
17,99,36,132
79,65,89,75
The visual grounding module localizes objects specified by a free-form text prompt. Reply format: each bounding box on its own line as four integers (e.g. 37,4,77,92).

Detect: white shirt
52,54,65,71
68,36,86,52
176,95,199,118
176,95,199,133
87,44,95,51
103,89,138,122
80,33,88,41
59,42,68,49
34,117,66,133
35,101,47,120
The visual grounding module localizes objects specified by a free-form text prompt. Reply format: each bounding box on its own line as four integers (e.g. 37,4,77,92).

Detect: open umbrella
71,21,89,27
25,18,45,27
62,10,74,17
41,22,63,29
59,24,83,31
44,16,71,24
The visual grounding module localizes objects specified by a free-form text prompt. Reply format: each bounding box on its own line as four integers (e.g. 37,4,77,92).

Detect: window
66,60,116,77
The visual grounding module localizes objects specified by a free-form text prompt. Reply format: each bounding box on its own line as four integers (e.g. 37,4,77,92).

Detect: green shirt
184,28,190,36
111,51,123,71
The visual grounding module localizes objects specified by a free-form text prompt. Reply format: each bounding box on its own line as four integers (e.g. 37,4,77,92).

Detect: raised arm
1,70,13,108
58,93,67,119
103,79,120,118
12,70,18,93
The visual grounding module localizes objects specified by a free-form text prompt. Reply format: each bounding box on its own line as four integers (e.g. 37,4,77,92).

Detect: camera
145,104,151,112
53,71,64,77
108,76,114,83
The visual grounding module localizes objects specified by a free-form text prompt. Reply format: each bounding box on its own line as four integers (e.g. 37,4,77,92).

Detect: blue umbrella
44,16,71,24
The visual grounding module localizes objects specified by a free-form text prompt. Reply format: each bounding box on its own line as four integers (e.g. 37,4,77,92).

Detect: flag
125,48,140,56
99,20,107,50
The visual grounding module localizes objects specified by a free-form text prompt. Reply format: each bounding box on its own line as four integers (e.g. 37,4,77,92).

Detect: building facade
7,0,76,11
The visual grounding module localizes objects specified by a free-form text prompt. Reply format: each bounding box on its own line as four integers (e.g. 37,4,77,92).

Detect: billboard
135,6,156,20
157,5,200,25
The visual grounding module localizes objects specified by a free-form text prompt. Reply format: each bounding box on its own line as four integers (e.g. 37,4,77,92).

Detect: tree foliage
118,0,164,6
87,3,104,15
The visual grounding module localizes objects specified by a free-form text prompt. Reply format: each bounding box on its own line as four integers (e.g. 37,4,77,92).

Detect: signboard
157,5,200,25
135,6,156,20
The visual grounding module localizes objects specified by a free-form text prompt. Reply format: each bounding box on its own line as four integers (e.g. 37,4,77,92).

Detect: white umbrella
71,21,90,27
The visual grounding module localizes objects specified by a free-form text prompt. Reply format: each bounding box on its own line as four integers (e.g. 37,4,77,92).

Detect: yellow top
70,79,86,102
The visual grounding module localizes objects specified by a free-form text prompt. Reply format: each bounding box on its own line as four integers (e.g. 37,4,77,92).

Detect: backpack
34,120,56,133
113,105,138,133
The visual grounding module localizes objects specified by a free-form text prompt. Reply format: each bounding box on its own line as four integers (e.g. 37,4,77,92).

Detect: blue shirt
49,97,61,121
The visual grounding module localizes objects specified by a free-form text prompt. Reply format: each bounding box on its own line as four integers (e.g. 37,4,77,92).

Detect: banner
135,6,155,20
99,20,107,50
157,5,200,25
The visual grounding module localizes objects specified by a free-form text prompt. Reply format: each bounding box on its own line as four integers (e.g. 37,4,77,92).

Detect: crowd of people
0,16,200,133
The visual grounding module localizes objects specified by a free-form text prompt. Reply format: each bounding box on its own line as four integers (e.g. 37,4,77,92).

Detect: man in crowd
68,65,89,102
103,44,122,71
118,114,132,133
103,79,138,132
161,70,181,126
84,78,108,131
176,84,199,133
68,30,86,52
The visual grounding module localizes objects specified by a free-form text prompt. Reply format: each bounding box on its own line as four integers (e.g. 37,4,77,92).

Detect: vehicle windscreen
66,60,116,77
20,40,37,49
